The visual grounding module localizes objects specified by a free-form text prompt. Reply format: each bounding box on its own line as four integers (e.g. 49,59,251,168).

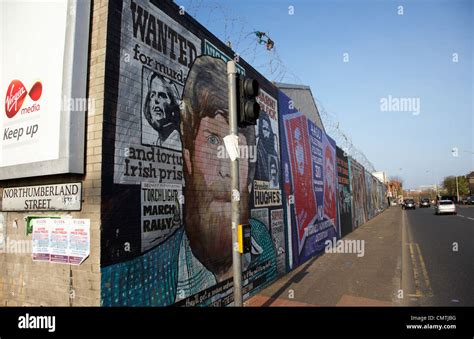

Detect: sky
176,0,473,189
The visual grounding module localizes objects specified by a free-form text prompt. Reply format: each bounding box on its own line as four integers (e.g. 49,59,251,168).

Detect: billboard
0,0,90,179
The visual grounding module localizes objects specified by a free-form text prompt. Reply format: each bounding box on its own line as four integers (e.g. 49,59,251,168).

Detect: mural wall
364,171,387,220
99,0,389,305
253,89,286,275
349,158,368,230
365,171,375,220
279,91,338,267
336,147,353,238
375,177,387,212
101,0,281,306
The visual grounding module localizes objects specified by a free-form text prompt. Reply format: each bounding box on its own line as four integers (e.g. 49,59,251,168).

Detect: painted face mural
182,110,250,281
262,119,271,139
142,72,182,150
149,76,171,126
255,111,278,183
178,55,278,303
269,158,278,189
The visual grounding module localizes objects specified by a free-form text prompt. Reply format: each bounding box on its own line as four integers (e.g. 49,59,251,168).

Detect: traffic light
237,75,260,127
237,223,252,254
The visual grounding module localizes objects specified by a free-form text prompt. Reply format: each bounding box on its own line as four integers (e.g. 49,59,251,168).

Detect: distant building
372,171,388,184
387,177,402,198
419,185,437,191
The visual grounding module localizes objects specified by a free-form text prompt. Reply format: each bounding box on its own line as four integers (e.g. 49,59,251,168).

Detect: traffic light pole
227,60,243,306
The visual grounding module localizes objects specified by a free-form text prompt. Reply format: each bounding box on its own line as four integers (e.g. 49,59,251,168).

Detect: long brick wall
0,0,388,307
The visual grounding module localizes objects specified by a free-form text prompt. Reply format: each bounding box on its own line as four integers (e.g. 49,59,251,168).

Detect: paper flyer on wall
31,218,50,262
32,218,90,265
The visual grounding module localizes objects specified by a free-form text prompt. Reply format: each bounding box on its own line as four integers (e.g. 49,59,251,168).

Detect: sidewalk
245,207,403,307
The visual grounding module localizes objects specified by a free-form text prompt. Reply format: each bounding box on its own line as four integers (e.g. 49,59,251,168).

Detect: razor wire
176,0,377,173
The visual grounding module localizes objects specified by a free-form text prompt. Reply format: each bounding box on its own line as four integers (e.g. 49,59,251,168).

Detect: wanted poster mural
114,0,201,185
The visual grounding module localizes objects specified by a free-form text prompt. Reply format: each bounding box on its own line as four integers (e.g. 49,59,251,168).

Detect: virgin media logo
5,80,42,118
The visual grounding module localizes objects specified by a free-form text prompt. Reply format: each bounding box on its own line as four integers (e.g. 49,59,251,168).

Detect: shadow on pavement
261,255,320,306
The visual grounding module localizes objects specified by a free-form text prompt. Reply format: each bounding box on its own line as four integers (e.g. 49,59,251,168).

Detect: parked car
462,196,474,205
420,198,431,208
435,200,457,215
403,199,416,210
441,195,458,203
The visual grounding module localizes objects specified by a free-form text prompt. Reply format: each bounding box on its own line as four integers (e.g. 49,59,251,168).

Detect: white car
435,200,457,215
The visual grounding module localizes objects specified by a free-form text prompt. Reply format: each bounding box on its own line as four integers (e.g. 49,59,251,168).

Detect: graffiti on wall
101,0,280,306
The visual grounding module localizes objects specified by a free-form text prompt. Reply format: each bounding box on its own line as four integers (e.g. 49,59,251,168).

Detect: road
247,204,474,307
246,207,403,306
402,204,474,306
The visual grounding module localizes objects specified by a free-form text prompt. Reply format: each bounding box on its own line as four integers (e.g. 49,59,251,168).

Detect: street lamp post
398,168,403,199
451,148,462,203
456,175,460,203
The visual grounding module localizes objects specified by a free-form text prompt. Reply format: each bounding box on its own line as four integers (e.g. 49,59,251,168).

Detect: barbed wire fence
315,100,376,172
178,0,377,173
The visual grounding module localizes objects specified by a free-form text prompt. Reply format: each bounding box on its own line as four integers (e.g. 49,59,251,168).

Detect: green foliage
442,176,469,196
458,176,470,196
